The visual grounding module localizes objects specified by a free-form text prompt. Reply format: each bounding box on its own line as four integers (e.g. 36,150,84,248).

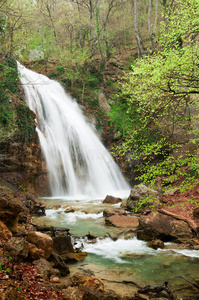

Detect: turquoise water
33,198,199,299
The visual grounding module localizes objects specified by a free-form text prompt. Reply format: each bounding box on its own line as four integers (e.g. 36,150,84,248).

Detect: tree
134,0,145,57
109,0,199,184
148,0,158,53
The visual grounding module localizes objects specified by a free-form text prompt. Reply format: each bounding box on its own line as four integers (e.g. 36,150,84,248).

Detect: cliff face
0,57,50,196
0,133,50,196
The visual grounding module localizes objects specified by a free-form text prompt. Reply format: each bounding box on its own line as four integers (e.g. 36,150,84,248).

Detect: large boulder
27,231,53,259
103,195,122,204
4,237,29,260
33,258,60,279
137,212,194,242
147,239,164,250
28,243,45,260
103,208,126,218
53,235,74,255
126,184,159,213
0,189,24,232
0,221,12,240
105,215,139,228
53,235,87,262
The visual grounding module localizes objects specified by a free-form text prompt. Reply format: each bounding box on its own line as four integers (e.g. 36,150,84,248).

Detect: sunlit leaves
109,0,199,185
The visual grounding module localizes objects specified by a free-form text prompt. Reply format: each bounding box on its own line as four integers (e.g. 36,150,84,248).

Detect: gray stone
105,215,139,228
103,195,122,204
103,208,126,218
127,184,159,213
4,237,29,260
137,212,194,242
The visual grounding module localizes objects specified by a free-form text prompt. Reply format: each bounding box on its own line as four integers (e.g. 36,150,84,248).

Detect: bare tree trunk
46,2,57,38
134,0,145,57
152,0,158,51
148,0,152,36
148,0,158,53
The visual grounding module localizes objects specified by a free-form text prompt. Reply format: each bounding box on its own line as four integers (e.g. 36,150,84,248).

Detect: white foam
83,237,155,263
171,249,199,258
44,209,103,224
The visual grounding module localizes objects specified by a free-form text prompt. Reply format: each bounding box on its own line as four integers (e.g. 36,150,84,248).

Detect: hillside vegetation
0,0,199,192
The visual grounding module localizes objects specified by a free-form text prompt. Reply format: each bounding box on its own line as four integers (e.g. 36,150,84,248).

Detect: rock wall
0,131,50,196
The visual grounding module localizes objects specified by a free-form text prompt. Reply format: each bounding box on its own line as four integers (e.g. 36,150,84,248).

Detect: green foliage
0,104,13,126
16,104,35,143
24,26,58,61
0,14,6,36
0,57,18,128
109,0,199,186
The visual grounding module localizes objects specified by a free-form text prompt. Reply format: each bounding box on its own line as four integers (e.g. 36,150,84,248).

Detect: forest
0,0,199,299
0,0,199,186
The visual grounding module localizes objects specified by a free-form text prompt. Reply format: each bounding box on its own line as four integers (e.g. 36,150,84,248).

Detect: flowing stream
18,64,199,299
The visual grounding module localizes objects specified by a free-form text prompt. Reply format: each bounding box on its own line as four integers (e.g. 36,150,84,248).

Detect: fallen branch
138,281,177,300
176,276,199,289
101,278,140,288
158,208,199,235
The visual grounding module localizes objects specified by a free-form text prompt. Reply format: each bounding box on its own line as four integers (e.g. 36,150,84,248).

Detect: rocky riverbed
0,182,199,299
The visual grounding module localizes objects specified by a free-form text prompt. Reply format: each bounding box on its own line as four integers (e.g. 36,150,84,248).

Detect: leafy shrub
16,104,35,143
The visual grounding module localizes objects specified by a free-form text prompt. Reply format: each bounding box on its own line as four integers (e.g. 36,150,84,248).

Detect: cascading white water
17,63,130,199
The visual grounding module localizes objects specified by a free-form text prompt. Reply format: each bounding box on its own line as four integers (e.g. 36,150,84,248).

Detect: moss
0,57,36,143
16,103,36,143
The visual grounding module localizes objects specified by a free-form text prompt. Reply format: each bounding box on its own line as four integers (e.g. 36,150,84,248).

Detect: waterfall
17,63,130,199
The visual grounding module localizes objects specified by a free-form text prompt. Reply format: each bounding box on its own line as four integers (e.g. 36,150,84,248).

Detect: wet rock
137,212,194,242
120,253,148,260
120,199,127,209
147,239,164,250
64,207,78,213
27,231,53,259
103,195,122,204
63,252,88,262
127,184,159,213
0,221,12,240
103,208,126,218
122,229,136,240
105,215,139,228
33,258,60,279
82,208,103,214
4,237,29,260
53,235,87,262
53,235,74,255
